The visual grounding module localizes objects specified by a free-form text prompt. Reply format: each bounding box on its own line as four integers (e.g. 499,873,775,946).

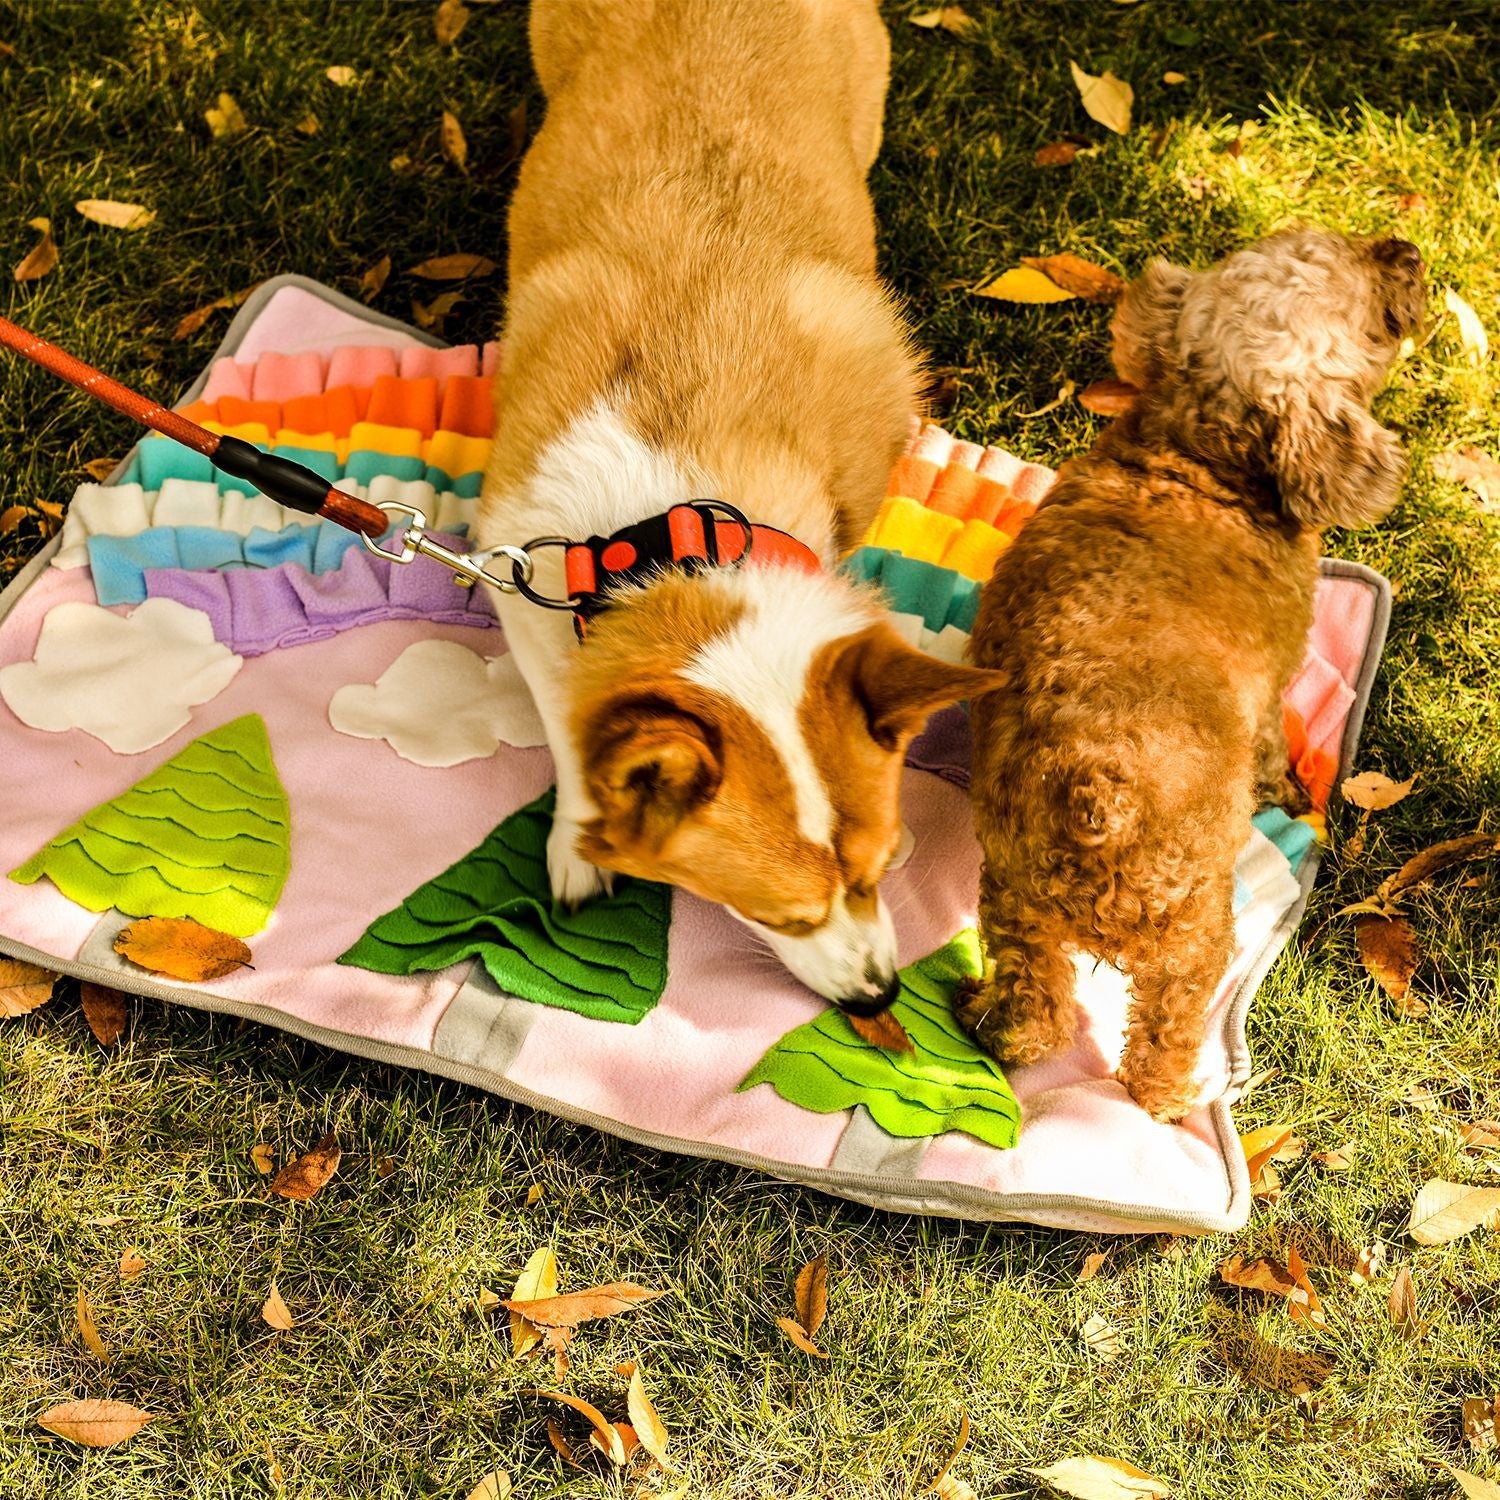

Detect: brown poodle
959,228,1425,1121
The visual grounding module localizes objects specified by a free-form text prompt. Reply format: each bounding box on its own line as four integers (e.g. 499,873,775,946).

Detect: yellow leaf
262,1280,295,1330
1069,60,1134,135
412,290,465,334
1030,1454,1170,1498
1340,770,1417,810
204,91,248,140
295,113,320,136
173,285,256,342
75,199,155,231
76,1287,112,1363
37,1399,153,1448
440,108,468,172
509,1245,557,1358
776,1314,828,1358
972,265,1077,303
1163,70,1187,84
114,916,252,982
435,0,471,46
1445,288,1489,365
534,1390,626,1466
627,1366,674,1471
324,65,357,86
250,1143,276,1174
1239,1124,1295,1183
0,957,57,1016
1448,1466,1500,1500
928,1411,971,1494
909,6,976,35
1081,1312,1122,1360
359,255,392,303
525,1183,544,1206
464,1474,511,1500
1078,1251,1109,1282
1406,1179,1500,1245
13,217,57,282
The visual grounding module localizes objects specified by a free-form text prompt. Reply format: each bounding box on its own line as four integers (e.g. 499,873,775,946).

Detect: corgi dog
479,0,999,1013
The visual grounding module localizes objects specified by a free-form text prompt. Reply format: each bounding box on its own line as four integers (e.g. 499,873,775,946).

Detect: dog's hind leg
955,868,1079,1066
1116,885,1235,1121
1251,699,1311,814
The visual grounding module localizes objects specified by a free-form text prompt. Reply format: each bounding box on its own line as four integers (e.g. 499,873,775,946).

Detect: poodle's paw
954,976,1070,1067
547,815,613,907
1259,769,1313,817
1117,1055,1201,1122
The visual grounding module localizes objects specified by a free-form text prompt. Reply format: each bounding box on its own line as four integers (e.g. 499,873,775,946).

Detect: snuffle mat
0,277,1391,1235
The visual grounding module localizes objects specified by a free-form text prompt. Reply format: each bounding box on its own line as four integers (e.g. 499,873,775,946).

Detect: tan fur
960,229,1425,1119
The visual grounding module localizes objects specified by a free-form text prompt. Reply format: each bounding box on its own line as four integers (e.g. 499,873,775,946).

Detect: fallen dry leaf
114,917,253,982
37,1398,153,1448
1078,1251,1109,1282
503,98,528,167
1356,914,1420,1001
324,65,357,86
119,1248,147,1281
503,1282,666,1329
262,1280,295,1331
525,1183,544,1206
1406,1178,1500,1246
250,1143,276,1175
776,1314,829,1358
359,255,392,303
1351,1241,1386,1285
1397,191,1428,213
627,1366,673,1471
1163,70,1187,84
1240,1124,1296,1183
76,199,155,231
1311,1145,1353,1171
928,1411,971,1496
268,1132,341,1202
1385,832,1500,902
1081,1312,1122,1361
1445,288,1489,365
546,1418,583,1468
435,0,471,46
1448,1466,1500,1500
0,503,29,534
204,91,248,139
173,286,256,341
77,1288,111,1363
972,265,1077,304
1221,1252,1324,1325
534,1390,625,1466
1029,1454,1169,1498
1387,1263,1423,1341
82,457,119,481
509,1245,557,1358
0,957,57,1016
440,108,468,172
1342,770,1417,810
1209,1304,1333,1394
1433,447,1500,512
409,252,498,281
909,6,976,36
1078,378,1139,416
590,1421,638,1463
1035,138,1086,167
79,982,127,1046
1461,1121,1500,1154
795,1254,828,1338
1069,61,1133,135
35,497,63,534
1022,253,1124,304
295,113,320,136
1285,1246,1325,1328
464,1473,510,1500
848,1008,913,1050
412,290,464,334
1463,1397,1499,1452
376,1155,396,1179
14,216,57,283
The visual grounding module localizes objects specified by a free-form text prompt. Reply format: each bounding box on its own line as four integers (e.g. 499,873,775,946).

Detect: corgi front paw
547,813,613,907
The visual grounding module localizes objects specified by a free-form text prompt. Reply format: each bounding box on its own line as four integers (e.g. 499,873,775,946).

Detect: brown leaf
261,1280,295,1330
376,1155,397,1178
119,1248,147,1281
847,1007,913,1051
546,1418,583,1468
1078,1251,1109,1282
173,285,256,341
268,1132,341,1202
250,1143,276,1174
204,92,248,139
37,1398,153,1448
546,1324,569,1382
435,0,471,45
0,42,15,60
1387,1263,1423,1341
1351,1242,1386,1285
590,1421,637,1463
776,1314,828,1358
508,1245,557,1357
1463,1397,1499,1452
1022,253,1124,304
440,108,468,172
464,1473,511,1500
1384,832,1500,900
795,1254,828,1337
0,503,29,534
35,497,63,534
1341,770,1417,810
14,216,57,282
79,982,127,1046
1212,1306,1334,1394
75,199,155,231
82,457,119,481
114,917,253,982
1406,1178,1500,1245
534,1390,625,1466
1461,1120,1500,1153
1433,446,1500,511
627,1366,673,1471
295,113,321,136
324,65,357,86
1221,1252,1324,1325
1356,914,1420,1001
358,255,391,303
1311,1145,1353,1171
504,99,528,166
1285,1246,1325,1328
501,1281,666,1329
77,1288,111,1363
412,290,464,334
0,957,57,1016
409,253,498,281
909,6,976,36
1035,139,1082,167
1397,191,1428,214
1078,378,1139,415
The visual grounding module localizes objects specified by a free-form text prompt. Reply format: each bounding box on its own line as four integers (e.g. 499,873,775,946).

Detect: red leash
0,313,388,539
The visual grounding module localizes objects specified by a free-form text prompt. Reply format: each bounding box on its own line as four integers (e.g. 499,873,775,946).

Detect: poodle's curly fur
959,228,1426,1121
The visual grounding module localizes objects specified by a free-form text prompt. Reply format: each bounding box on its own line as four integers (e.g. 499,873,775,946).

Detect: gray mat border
0,279,1393,1234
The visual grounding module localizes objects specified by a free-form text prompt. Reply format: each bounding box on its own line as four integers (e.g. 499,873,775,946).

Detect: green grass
2,2,1498,1496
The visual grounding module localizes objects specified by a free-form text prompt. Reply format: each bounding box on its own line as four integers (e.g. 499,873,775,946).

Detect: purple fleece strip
142,533,496,656
906,705,972,790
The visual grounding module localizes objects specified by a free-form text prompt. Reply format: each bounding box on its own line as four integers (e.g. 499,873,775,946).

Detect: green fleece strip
739,930,1022,1150
337,788,672,1025
8,713,290,937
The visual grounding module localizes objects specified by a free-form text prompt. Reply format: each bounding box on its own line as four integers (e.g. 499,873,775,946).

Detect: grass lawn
2,1,1498,1496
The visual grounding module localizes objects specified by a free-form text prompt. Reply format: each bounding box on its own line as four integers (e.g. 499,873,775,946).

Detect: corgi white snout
745,890,900,1014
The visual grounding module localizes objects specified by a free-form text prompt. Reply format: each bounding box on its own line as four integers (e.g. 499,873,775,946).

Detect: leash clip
361,501,534,593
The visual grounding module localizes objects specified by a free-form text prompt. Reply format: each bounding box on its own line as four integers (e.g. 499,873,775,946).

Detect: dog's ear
1272,397,1406,530
1111,259,1192,388
581,698,722,853
837,624,1004,750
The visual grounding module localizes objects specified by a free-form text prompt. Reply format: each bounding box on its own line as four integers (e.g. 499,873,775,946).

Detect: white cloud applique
0,598,243,754
328,639,547,767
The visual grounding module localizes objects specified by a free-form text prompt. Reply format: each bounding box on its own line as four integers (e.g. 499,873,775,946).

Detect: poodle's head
1112,228,1426,530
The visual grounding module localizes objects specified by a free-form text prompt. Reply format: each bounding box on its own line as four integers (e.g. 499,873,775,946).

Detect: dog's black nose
835,972,900,1017
1373,237,1423,272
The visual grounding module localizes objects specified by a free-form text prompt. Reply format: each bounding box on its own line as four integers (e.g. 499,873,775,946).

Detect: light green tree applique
10,713,290,937
739,930,1022,1149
